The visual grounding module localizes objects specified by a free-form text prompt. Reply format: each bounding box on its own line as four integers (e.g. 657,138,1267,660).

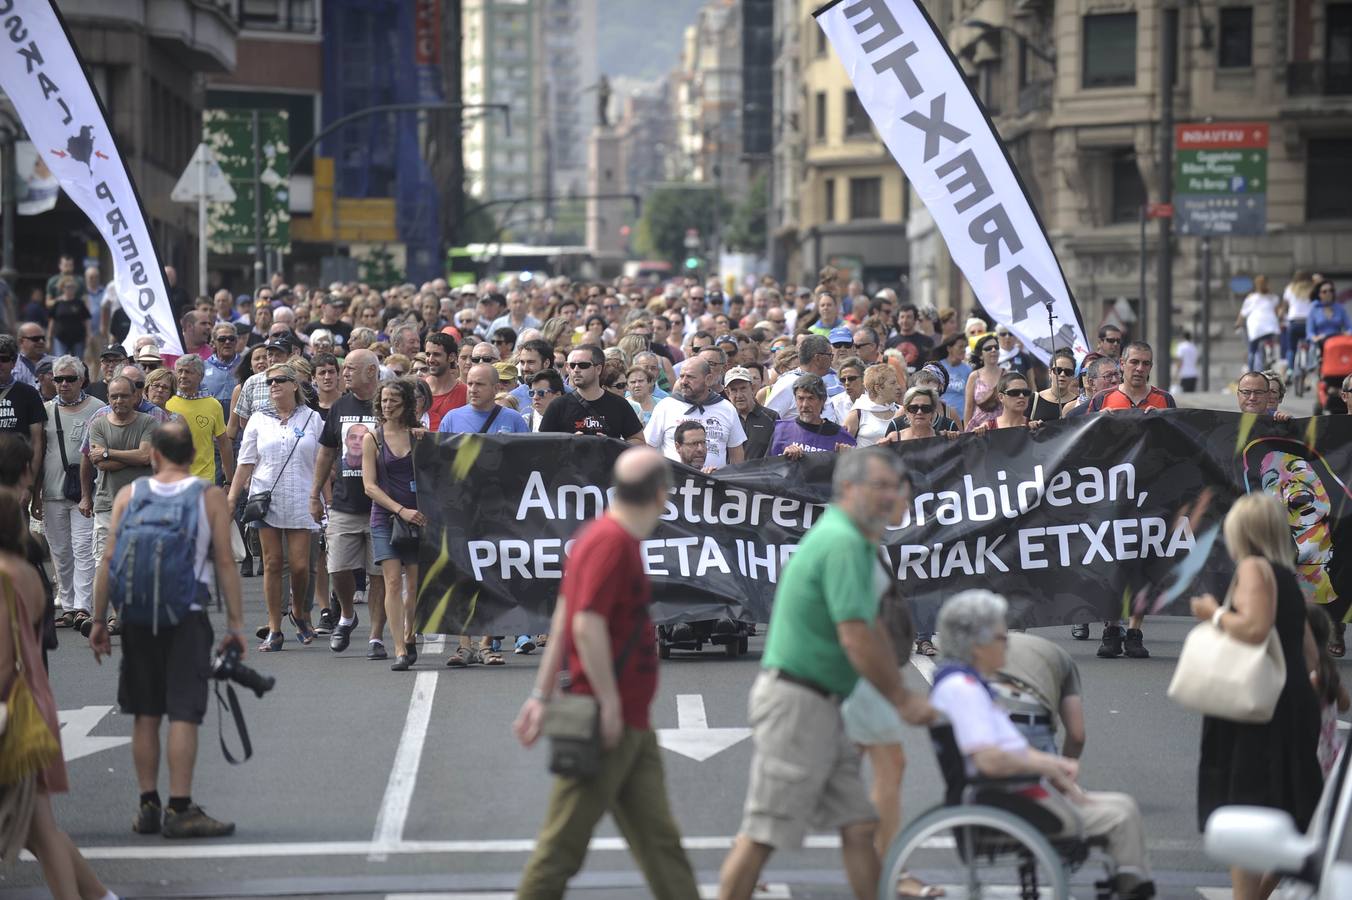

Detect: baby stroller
1317,334,1352,415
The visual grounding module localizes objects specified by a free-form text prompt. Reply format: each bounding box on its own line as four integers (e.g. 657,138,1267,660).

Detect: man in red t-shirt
1085,340,1172,660
514,447,697,900
422,333,466,430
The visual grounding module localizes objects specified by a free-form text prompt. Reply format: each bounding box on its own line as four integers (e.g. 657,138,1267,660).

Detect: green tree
634,185,727,267
723,171,768,255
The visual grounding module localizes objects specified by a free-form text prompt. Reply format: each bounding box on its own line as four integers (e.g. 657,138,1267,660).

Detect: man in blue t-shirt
438,364,529,435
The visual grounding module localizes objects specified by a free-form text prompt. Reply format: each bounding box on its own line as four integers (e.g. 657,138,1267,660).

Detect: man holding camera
90,420,245,838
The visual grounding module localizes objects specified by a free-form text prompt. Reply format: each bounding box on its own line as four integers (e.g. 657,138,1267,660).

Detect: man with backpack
89,419,245,839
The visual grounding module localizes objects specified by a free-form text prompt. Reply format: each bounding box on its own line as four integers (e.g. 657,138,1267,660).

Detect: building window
239,0,318,33
1109,149,1146,224
814,91,827,142
1307,138,1352,220
824,178,835,223
1218,7,1253,68
1082,13,1137,88
849,177,882,220
844,91,871,139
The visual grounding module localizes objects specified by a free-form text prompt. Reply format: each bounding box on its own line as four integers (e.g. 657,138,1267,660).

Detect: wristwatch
101,448,110,461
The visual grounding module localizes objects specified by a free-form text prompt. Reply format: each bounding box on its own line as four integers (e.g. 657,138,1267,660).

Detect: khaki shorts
738,670,876,849
325,508,380,575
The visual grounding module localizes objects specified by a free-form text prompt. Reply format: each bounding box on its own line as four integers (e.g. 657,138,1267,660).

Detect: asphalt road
1,573,1342,900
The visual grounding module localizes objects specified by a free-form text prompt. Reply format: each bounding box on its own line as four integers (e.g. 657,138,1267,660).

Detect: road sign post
171,143,236,296
1175,122,1268,237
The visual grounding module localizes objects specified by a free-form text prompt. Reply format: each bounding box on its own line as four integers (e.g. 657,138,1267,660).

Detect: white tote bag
1167,577,1286,724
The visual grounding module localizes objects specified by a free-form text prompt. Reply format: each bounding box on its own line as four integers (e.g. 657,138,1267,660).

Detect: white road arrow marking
59,705,131,762
657,694,751,762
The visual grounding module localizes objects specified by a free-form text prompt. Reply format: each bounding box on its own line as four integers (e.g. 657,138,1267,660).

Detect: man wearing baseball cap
724,366,775,461
828,326,854,367
87,345,129,402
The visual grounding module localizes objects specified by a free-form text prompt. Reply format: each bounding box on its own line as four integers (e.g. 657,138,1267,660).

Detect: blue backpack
107,478,210,631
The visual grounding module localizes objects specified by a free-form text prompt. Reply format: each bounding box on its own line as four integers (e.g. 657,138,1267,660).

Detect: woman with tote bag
1186,493,1323,900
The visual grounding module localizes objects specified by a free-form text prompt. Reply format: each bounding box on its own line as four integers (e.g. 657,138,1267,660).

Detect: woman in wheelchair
930,591,1154,899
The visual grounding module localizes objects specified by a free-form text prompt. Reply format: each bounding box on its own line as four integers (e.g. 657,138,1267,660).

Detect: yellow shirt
166,395,226,482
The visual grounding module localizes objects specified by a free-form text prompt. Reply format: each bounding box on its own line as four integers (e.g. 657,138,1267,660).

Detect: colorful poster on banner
812,0,1088,364
1175,121,1268,237
413,413,1352,637
0,0,181,353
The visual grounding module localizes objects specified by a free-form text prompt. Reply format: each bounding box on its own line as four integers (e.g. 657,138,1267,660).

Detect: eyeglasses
130,380,146,389
1051,366,1075,377
1237,388,1269,398
981,345,998,353
679,439,708,447
53,374,80,384
215,335,237,343
905,403,934,414
492,338,513,345
831,343,852,350
1002,388,1031,398
1102,337,1122,345
852,342,875,350
529,388,557,398
470,355,497,364
567,361,595,370
840,375,861,384
19,334,44,342
266,376,295,386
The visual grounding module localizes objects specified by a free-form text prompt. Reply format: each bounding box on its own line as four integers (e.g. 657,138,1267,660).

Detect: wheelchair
879,725,1144,900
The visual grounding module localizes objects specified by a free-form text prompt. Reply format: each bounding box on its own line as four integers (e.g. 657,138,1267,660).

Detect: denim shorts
371,519,419,566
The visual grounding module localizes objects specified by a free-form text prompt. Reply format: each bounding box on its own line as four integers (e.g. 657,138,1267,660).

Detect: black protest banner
414,411,1352,636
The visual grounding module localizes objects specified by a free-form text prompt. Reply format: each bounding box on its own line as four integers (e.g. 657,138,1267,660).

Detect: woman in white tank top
842,363,902,448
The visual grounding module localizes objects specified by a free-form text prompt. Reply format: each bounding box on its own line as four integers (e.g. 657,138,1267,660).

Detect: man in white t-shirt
1172,330,1200,393
645,357,746,470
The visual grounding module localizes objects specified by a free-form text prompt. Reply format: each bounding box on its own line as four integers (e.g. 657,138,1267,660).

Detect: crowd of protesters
1,255,1349,898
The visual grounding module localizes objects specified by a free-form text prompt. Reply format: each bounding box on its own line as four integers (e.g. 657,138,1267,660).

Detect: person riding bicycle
1308,279,1350,343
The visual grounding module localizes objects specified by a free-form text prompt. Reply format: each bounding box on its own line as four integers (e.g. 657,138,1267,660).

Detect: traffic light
684,256,701,270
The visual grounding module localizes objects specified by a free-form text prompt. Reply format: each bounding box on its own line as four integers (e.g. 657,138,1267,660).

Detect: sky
596,0,705,81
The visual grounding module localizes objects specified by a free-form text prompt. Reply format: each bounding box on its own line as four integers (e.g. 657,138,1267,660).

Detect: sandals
915,639,938,657
1331,635,1346,659
446,647,472,668
481,650,504,666
72,610,91,631
897,872,944,898
294,617,317,646
258,632,284,652
55,609,77,628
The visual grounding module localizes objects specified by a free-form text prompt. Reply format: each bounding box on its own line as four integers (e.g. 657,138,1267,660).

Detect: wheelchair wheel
881,804,1071,900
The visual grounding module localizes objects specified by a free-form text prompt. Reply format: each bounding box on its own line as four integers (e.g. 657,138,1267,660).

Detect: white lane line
384,887,791,900
911,653,936,684
677,693,709,729
370,671,439,860
423,635,446,655
19,834,1199,862
1196,889,1233,900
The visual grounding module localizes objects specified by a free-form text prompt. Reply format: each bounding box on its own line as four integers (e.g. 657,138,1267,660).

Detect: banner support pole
1157,7,1178,366
198,147,208,297
1201,236,1212,391
1139,203,1148,343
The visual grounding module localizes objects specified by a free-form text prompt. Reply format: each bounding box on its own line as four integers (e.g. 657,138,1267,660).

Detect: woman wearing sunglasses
1030,347,1076,422
842,363,901,447
885,385,944,444
229,364,323,651
963,333,1003,432
972,372,1044,434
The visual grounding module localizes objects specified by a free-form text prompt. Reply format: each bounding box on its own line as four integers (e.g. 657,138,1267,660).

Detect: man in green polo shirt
718,448,933,900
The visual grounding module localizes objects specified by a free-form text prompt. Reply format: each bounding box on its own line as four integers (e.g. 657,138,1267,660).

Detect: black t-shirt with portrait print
318,392,377,514
0,380,46,437
539,390,642,440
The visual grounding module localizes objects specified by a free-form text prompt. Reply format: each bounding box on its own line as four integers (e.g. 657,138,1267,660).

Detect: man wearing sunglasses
202,324,244,409
523,369,565,432
540,345,643,442
0,333,48,484
1095,325,1123,360
17,321,54,380
1064,357,1121,419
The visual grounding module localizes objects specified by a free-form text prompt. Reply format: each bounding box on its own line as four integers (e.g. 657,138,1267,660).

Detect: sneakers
1070,623,1090,641
1097,624,1124,658
514,635,536,655
316,608,336,635
367,640,387,660
132,800,162,834
1124,628,1150,658
162,804,235,839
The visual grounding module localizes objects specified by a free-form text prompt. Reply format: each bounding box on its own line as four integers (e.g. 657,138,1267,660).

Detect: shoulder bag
241,409,312,525
542,608,648,780
1167,564,1286,723
375,426,421,552
52,405,83,502
0,576,60,785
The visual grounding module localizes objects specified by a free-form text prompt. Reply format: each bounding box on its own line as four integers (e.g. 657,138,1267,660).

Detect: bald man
514,447,697,899
437,364,528,435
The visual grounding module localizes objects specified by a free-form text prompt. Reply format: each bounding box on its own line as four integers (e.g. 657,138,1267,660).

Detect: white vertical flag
814,0,1088,363
0,0,182,354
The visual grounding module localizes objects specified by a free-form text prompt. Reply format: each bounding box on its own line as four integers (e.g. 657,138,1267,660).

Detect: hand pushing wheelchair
878,725,1150,900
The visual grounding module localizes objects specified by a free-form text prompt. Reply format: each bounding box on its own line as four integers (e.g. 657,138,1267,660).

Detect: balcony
1017,79,1053,115
1287,61,1352,97
61,0,238,72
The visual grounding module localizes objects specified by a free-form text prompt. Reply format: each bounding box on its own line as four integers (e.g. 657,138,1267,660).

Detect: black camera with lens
211,644,275,698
